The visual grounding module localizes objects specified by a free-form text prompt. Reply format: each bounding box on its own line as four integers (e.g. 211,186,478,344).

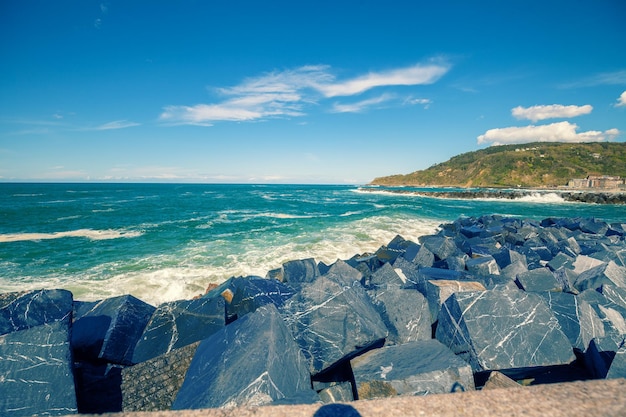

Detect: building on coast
567,175,626,190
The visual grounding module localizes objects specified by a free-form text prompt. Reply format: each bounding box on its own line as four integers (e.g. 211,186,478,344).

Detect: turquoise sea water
1,183,625,305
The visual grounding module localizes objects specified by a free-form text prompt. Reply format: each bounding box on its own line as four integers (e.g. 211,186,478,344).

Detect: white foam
0,228,143,243
475,192,567,204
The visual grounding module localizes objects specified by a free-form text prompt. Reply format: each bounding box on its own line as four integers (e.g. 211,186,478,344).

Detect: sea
2,182,625,306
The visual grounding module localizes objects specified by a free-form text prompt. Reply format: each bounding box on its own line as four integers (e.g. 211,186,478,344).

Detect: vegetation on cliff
371,142,626,188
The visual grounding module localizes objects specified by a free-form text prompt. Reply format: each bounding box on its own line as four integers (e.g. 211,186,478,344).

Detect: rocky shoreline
360,187,626,204
2,215,626,415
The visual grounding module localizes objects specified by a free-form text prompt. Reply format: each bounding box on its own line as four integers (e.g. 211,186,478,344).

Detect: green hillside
371,142,626,188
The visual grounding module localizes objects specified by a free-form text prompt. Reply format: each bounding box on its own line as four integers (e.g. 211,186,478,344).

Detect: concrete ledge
87,378,626,417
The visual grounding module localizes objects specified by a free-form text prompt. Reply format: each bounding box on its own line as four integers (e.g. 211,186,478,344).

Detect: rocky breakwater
2,216,626,415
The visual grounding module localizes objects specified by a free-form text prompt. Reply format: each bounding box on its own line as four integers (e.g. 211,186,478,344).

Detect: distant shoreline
359,187,626,205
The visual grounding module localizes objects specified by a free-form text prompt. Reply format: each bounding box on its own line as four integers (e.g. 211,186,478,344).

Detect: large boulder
0,321,77,416
436,289,575,374
220,276,297,321
574,261,626,292
172,304,317,409
281,275,387,375
132,295,225,364
515,268,562,292
367,285,431,345
538,292,605,353
424,280,487,323
351,339,474,399
72,294,155,365
1,289,73,334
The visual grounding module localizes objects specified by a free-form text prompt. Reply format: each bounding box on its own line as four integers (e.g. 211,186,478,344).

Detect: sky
1,0,625,184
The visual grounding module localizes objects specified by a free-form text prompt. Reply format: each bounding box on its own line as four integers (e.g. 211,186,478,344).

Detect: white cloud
95,120,140,130
160,60,450,125
477,121,620,146
318,61,450,97
615,91,626,107
331,94,395,113
404,97,432,108
512,104,593,122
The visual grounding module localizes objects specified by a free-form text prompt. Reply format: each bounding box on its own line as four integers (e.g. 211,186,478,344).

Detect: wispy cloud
560,70,626,88
331,94,395,113
318,61,449,97
94,120,140,130
615,91,626,107
160,60,450,125
477,121,620,146
512,104,593,122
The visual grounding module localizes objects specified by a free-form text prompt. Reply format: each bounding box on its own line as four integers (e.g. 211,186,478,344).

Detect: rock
553,268,580,294
391,257,421,288
482,371,521,390
515,268,562,292
122,342,200,411
281,275,387,375
281,258,320,287
222,276,296,321
606,342,626,379
574,261,626,291
222,277,296,321
72,295,155,365
424,280,487,323
466,255,501,276
368,262,405,289
573,255,606,274
318,382,354,403
412,245,435,267
351,339,474,399
1,289,73,335
131,294,225,364
172,304,317,409
367,285,431,344
419,235,458,261
436,289,575,374
0,321,77,416
323,260,363,287
577,289,626,345
493,248,528,271
538,292,604,353
585,336,624,379
599,284,626,310
413,267,469,295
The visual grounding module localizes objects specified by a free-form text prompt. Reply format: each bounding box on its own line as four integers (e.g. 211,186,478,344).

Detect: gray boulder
585,336,624,379
73,294,154,365
606,342,626,379
424,280,487,323
281,275,387,375
172,304,317,409
0,321,77,416
367,285,431,344
1,289,73,335
574,261,626,291
515,268,562,292
538,292,604,352
436,289,575,373
351,339,474,399
221,276,296,322
132,294,225,364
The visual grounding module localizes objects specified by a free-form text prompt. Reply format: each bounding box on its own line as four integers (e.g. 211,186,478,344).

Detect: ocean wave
475,192,567,204
0,228,143,243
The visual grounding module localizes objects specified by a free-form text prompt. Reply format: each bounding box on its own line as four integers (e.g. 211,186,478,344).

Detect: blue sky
1,0,625,184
